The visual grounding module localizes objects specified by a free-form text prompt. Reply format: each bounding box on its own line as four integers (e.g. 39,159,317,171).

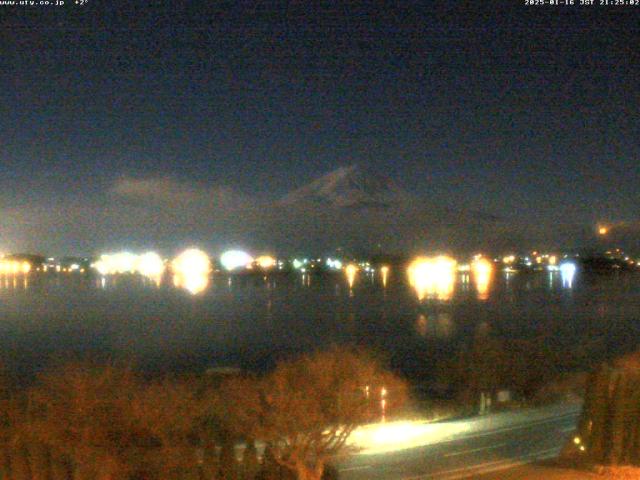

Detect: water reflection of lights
172,273,209,295
172,249,212,295
476,321,490,336
560,262,576,288
416,314,428,337
380,266,389,288
471,258,493,300
0,275,29,289
415,312,454,339
345,264,358,290
460,272,470,293
407,256,457,301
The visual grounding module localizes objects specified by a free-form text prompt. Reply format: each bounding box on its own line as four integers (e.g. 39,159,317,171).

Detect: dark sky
1,1,639,255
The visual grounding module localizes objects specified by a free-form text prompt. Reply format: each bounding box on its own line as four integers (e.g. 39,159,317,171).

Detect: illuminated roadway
338,403,580,480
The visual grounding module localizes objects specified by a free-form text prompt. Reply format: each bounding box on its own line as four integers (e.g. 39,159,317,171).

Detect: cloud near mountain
111,177,248,210
103,167,523,255
3,167,592,256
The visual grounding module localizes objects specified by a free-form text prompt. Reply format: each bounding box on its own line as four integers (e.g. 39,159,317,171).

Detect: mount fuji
279,165,414,210
259,165,511,255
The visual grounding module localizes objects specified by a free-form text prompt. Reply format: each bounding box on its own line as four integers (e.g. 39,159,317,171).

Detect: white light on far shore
221,250,253,271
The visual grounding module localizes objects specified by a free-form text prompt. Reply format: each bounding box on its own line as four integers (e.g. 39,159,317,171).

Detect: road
338,403,580,480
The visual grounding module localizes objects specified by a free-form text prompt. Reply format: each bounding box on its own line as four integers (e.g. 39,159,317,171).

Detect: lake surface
0,268,639,382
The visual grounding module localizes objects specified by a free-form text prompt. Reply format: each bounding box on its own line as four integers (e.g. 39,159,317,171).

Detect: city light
255,255,277,270
91,251,165,280
0,260,31,275
471,257,493,300
136,252,165,279
345,264,358,289
560,262,577,288
172,248,211,295
598,226,608,235
220,250,253,271
380,265,389,288
92,252,138,275
326,258,343,270
173,249,211,277
172,271,210,295
407,256,457,301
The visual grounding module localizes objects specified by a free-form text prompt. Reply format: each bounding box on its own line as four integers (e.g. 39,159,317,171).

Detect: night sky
1,2,639,255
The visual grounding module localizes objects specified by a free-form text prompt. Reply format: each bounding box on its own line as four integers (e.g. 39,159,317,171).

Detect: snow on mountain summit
280,165,412,209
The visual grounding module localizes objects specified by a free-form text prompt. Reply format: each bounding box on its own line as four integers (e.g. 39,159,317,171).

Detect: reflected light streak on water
172,273,210,295
472,258,493,301
561,262,577,289
380,266,389,288
172,249,212,294
345,264,358,290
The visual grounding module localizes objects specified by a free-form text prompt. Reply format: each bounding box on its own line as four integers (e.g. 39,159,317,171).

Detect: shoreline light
221,250,253,271
172,248,211,295
173,249,211,276
0,260,31,275
408,256,457,301
137,252,165,279
345,264,358,289
256,255,277,270
92,251,165,280
380,265,390,288
560,261,577,288
92,252,138,275
471,257,493,300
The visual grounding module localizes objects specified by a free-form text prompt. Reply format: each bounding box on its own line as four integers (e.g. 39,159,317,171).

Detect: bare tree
222,347,408,480
27,363,145,480
129,376,212,479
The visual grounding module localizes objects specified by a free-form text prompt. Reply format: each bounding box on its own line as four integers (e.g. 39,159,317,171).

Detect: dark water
0,269,639,381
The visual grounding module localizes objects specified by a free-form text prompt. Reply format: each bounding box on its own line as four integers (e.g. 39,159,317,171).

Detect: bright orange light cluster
407,256,457,301
345,264,359,289
380,265,390,288
0,260,31,275
471,257,493,300
171,249,211,295
256,255,277,270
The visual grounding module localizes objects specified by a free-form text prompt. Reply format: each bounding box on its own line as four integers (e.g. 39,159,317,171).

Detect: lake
0,267,639,383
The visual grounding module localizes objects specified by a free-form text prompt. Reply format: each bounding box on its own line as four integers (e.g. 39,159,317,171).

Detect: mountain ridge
279,165,414,209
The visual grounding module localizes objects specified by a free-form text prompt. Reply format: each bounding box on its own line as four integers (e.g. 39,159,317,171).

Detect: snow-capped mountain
265,165,510,254
279,165,414,209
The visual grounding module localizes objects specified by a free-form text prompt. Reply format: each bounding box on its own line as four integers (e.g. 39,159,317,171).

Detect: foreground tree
223,347,408,480
576,352,640,466
27,363,146,480
453,330,508,413
129,376,212,479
